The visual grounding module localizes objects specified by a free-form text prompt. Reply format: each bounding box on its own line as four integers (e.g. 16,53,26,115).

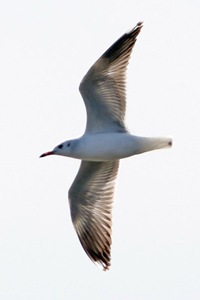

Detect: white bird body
57,133,172,161
40,22,172,270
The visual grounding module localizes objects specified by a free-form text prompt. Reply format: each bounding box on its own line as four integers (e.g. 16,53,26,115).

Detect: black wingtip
137,21,143,26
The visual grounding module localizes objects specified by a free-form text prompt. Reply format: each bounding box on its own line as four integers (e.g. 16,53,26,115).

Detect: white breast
73,133,172,161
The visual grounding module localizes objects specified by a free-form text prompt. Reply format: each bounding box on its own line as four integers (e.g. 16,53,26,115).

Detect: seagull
40,22,172,271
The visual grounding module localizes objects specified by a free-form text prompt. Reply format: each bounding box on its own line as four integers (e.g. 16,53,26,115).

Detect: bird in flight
40,22,172,271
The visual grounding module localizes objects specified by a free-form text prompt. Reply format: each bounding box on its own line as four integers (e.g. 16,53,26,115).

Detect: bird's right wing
68,160,119,270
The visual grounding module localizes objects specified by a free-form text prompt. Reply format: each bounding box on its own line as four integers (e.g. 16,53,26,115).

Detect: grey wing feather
68,160,119,270
79,22,143,133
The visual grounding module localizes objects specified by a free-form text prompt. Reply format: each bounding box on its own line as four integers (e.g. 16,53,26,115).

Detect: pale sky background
1,0,200,299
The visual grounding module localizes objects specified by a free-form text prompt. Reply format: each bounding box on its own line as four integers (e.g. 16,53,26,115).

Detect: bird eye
67,143,70,147
58,144,63,149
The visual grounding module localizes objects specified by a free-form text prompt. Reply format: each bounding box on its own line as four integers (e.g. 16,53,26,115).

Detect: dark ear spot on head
67,143,70,147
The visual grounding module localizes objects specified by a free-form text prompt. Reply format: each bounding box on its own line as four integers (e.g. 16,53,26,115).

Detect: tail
133,135,173,155
151,136,173,150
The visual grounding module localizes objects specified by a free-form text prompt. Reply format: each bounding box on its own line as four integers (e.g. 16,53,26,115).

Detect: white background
1,0,200,299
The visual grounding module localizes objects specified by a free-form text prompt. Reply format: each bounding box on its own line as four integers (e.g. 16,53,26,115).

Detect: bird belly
75,133,138,161
73,133,172,161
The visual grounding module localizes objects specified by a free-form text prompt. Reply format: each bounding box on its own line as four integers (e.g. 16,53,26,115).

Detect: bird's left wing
68,160,119,270
79,22,143,133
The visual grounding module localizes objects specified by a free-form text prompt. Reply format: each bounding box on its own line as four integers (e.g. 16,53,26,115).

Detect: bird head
40,140,73,158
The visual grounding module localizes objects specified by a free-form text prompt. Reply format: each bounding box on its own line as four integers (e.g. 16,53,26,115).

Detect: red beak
40,151,54,158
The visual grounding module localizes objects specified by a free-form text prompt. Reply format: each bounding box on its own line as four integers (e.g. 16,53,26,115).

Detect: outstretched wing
79,22,143,133
68,160,119,270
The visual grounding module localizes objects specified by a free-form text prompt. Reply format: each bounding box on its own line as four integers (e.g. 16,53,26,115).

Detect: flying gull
40,22,172,271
